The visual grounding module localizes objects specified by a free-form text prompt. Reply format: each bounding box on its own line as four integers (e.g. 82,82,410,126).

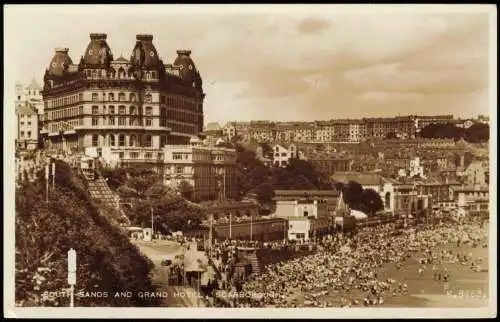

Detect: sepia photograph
3,4,497,319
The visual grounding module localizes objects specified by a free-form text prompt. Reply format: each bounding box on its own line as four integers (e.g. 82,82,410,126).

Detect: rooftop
15,102,38,115
331,172,392,186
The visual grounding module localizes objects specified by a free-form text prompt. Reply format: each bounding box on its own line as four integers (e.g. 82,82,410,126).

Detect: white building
163,137,237,201
287,218,311,241
409,157,425,178
16,78,44,115
272,143,299,167
223,123,236,139
273,198,330,241
454,187,489,214
273,199,326,219
15,79,44,150
16,102,40,150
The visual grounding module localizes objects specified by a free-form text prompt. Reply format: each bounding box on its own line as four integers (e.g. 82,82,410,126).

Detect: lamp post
151,206,154,237
51,162,55,189
45,164,49,203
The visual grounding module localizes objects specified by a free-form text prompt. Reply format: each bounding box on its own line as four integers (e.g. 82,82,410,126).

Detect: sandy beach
260,220,490,309
313,225,489,308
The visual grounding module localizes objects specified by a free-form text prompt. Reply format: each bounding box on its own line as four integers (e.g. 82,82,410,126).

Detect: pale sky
4,5,495,124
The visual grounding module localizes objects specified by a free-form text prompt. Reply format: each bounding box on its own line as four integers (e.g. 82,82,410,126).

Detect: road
132,239,205,307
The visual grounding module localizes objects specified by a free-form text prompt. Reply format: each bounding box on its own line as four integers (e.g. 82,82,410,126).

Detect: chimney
136,34,153,41
176,49,192,57
55,48,69,54
90,33,107,40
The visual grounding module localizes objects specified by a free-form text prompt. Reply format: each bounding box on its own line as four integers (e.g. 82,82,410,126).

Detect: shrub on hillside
15,162,158,307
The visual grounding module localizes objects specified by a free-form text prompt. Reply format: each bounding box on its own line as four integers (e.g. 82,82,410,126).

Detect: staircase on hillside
86,177,120,210
246,251,261,276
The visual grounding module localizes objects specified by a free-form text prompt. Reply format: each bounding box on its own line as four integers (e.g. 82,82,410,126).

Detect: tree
464,123,489,143
342,181,364,208
419,123,464,140
335,181,383,216
252,183,275,204
360,188,384,215
178,180,194,201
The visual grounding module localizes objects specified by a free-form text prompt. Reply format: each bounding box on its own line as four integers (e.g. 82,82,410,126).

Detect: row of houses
203,115,480,144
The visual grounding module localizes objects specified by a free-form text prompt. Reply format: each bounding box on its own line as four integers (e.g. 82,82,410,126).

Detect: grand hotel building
41,33,204,151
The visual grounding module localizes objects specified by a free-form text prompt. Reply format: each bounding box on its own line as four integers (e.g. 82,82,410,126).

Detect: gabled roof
27,77,42,90
205,122,222,131
115,56,128,62
331,172,391,186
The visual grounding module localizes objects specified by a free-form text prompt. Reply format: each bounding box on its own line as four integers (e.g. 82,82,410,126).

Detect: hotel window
27,131,31,138
118,117,126,126
130,93,136,102
145,152,153,159
145,107,152,116
119,106,126,115
79,106,84,115
92,135,99,147
173,153,183,160
130,134,137,146
146,119,152,127
92,93,98,101
176,166,183,174
109,93,115,101
151,71,157,79
92,106,99,114
20,131,25,138
145,94,152,103
130,152,139,159
130,106,137,115
119,134,125,147
119,152,124,159
109,135,116,146
109,106,115,114
146,135,152,147
160,135,167,147
118,92,126,101
92,117,99,126
109,117,115,126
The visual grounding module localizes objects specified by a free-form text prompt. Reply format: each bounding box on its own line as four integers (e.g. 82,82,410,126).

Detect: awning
350,210,368,220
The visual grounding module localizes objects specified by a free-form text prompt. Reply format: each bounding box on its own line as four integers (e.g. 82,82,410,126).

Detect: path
132,239,204,307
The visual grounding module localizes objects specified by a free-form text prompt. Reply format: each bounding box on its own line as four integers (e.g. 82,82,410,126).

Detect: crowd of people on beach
208,214,488,308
